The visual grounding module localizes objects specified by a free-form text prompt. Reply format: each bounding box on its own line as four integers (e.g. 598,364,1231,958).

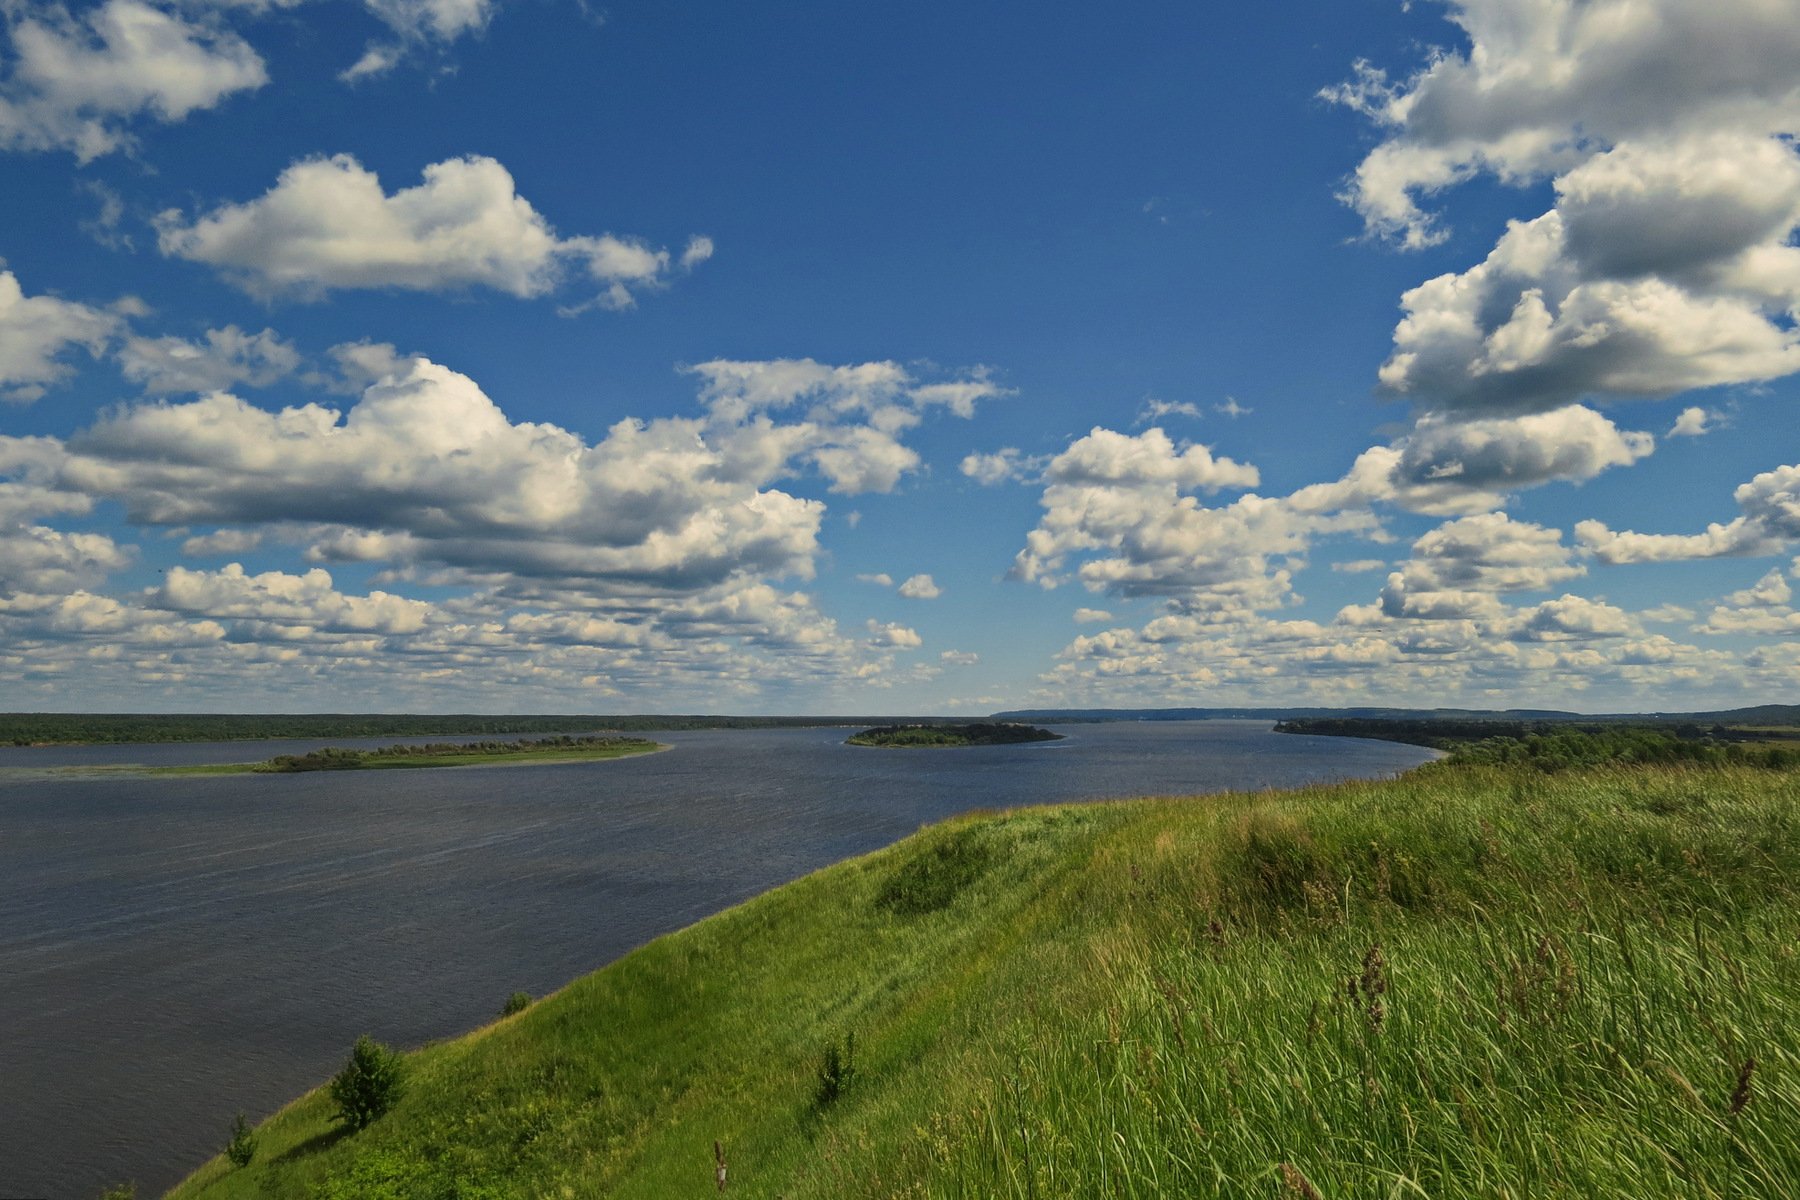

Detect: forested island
847,722,1063,748
157,735,665,776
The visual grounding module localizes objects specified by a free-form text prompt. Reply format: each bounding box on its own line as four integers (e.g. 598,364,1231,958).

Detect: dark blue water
0,721,1434,1199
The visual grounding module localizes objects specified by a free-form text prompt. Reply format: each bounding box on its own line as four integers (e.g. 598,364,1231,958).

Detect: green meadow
168,759,1799,1198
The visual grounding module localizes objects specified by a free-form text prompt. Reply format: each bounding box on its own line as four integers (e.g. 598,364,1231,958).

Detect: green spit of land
169,740,1799,1199
146,735,667,777
846,722,1064,748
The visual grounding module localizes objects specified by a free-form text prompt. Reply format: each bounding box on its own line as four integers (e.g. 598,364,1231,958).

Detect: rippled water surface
0,721,1434,1198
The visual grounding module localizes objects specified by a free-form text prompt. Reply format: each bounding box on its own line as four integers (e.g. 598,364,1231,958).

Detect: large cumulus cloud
1010,426,1375,611
10,354,991,592
1379,164,1800,415
1327,0,1800,250
157,154,710,309
1330,1,1800,418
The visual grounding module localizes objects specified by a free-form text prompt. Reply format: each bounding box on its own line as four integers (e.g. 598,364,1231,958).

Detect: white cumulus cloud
0,270,117,402
866,619,922,648
152,563,432,634
118,325,299,395
1326,0,1800,250
0,350,992,705
1012,425,1372,613
1578,463,1800,562
1698,569,1800,635
898,573,941,599
2,354,995,601
156,154,706,309
1332,3,1800,416
334,0,499,81
1395,512,1585,595
0,0,266,159
1668,406,1718,438
1291,405,1654,516
686,357,999,495
960,447,1044,486
0,524,134,593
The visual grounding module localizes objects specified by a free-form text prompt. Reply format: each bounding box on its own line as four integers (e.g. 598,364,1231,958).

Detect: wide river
0,721,1434,1199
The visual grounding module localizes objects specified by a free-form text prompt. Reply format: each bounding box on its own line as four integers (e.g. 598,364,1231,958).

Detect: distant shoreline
17,739,672,780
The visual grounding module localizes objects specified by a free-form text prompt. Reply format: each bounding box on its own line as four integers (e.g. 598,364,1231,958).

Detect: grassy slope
170,764,1800,1199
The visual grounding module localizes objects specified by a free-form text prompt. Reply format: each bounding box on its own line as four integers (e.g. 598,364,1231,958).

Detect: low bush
328,1035,406,1132
813,1031,857,1109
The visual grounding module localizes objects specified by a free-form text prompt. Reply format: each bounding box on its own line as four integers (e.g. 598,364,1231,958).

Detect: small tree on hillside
328,1035,406,1131
226,1111,258,1166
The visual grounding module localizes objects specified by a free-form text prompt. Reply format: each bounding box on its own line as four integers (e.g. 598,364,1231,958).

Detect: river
0,720,1434,1198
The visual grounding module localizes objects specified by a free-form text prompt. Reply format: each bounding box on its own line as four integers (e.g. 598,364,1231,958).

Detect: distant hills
991,704,1800,726
7,705,1798,747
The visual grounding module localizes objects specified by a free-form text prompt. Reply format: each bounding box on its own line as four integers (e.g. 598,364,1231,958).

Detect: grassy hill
168,761,1800,1198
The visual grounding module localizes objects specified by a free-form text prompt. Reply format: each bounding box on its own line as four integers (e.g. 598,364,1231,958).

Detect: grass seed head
1361,943,1388,996
1729,1058,1756,1116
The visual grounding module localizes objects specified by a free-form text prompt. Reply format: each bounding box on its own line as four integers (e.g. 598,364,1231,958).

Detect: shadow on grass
273,1125,351,1163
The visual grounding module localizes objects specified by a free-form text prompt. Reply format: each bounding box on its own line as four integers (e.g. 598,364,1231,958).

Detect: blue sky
2,0,1798,713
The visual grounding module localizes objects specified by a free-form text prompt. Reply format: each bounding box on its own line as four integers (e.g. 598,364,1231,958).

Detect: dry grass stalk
1279,1161,1324,1199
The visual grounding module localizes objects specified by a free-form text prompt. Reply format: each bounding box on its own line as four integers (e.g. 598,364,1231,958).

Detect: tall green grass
929,766,1799,1198
167,763,1799,1199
